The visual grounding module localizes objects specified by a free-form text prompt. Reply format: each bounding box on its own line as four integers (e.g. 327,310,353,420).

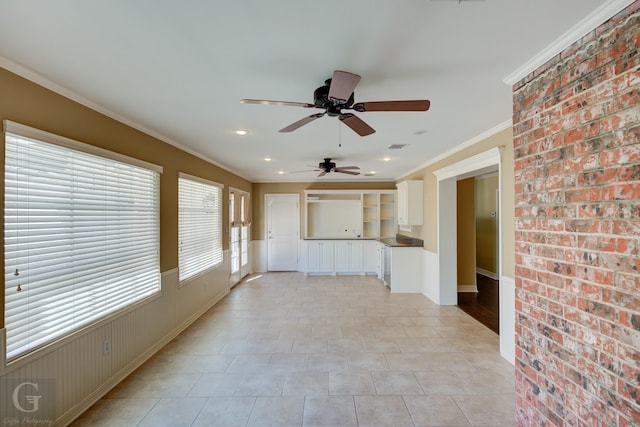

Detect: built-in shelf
305,190,396,239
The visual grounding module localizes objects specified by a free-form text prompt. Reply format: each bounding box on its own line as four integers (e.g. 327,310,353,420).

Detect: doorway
266,194,299,271
456,173,500,333
230,188,251,287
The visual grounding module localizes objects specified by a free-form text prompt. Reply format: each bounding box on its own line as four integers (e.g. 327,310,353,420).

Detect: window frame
177,172,224,284
3,120,163,364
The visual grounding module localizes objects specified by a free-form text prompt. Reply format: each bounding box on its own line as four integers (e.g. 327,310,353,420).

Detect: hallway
73,273,515,426
457,274,500,334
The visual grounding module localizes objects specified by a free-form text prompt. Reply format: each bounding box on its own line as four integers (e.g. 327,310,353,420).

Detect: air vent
387,144,407,150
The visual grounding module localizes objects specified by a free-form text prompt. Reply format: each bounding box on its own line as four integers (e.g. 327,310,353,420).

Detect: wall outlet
103,339,111,356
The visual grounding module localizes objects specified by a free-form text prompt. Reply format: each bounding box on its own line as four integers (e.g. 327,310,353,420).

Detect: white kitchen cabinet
363,240,381,275
335,240,363,274
384,245,423,293
306,240,334,274
397,180,423,226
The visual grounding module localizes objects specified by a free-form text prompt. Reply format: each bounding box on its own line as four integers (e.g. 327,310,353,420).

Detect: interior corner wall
512,3,640,425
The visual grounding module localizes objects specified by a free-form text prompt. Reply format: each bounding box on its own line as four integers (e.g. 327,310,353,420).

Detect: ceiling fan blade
317,171,328,177
352,100,431,112
335,165,360,170
240,99,315,108
279,113,325,133
336,170,360,175
339,113,375,136
289,169,319,173
328,70,361,104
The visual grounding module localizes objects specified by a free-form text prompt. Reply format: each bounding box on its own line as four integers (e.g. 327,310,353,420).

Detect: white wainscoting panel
500,275,516,365
252,239,267,273
0,254,231,425
422,249,440,303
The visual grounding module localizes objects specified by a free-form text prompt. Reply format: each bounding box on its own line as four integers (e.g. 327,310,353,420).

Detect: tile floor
72,272,516,427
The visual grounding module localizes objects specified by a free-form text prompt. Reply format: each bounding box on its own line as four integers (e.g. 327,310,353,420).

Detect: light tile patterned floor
72,272,516,426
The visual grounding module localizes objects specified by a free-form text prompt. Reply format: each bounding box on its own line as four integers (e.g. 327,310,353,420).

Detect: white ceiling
0,1,619,182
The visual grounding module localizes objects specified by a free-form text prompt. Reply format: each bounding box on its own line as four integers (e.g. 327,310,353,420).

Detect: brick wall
512,2,640,426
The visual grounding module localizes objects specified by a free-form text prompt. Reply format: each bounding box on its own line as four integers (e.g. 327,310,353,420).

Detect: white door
266,194,299,271
240,225,250,278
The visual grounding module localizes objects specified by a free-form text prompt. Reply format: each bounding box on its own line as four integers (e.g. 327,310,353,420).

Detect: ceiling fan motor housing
320,158,337,171
314,79,355,115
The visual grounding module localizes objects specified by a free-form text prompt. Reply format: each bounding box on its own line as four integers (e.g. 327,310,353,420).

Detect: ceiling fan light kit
241,70,430,136
290,157,361,177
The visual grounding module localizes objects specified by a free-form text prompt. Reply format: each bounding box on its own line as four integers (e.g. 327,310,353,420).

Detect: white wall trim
503,0,635,85
476,267,499,280
396,120,511,181
433,146,503,308
457,285,478,293
433,146,502,180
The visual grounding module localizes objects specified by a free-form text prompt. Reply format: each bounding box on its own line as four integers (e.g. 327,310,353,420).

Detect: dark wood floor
457,274,499,334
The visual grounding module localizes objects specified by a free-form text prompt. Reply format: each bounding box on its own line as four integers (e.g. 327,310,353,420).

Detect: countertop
379,235,424,247
303,237,377,240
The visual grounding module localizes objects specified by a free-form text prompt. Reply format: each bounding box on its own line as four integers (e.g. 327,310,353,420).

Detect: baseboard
476,267,498,280
457,285,478,293
58,289,228,426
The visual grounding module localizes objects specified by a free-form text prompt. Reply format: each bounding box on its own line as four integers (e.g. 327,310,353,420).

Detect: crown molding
396,119,511,181
503,0,636,86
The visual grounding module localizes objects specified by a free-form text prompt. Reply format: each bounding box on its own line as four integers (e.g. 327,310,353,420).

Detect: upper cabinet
305,190,396,239
396,180,423,226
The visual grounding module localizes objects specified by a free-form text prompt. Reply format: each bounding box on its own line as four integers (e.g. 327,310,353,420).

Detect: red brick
579,168,619,187
614,271,640,292
600,108,640,133
602,183,640,200
576,265,615,285
603,288,640,312
514,4,640,425
616,237,639,256
566,187,603,203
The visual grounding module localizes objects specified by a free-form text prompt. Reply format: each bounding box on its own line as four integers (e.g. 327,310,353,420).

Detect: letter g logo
12,381,42,413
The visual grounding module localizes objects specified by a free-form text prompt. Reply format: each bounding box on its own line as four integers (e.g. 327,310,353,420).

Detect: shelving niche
305,190,396,239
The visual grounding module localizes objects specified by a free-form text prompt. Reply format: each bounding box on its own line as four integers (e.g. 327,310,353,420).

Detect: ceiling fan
241,70,430,136
291,158,360,177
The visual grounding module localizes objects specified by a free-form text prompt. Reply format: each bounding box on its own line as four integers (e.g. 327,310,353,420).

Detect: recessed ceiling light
278,170,285,175
235,129,247,136
383,156,391,162
369,171,376,175
264,157,272,162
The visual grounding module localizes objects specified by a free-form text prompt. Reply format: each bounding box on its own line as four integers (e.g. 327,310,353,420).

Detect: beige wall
251,181,396,240
400,127,515,278
456,178,475,286
0,68,252,328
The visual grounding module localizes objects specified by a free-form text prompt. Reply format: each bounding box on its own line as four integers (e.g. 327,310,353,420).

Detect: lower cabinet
306,240,334,273
363,240,382,275
335,241,363,273
305,239,373,275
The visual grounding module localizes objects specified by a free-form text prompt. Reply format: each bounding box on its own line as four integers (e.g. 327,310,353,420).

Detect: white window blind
4,124,161,361
178,173,223,282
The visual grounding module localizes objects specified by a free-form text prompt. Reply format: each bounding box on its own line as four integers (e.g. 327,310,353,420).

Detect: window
4,121,161,361
178,173,223,281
